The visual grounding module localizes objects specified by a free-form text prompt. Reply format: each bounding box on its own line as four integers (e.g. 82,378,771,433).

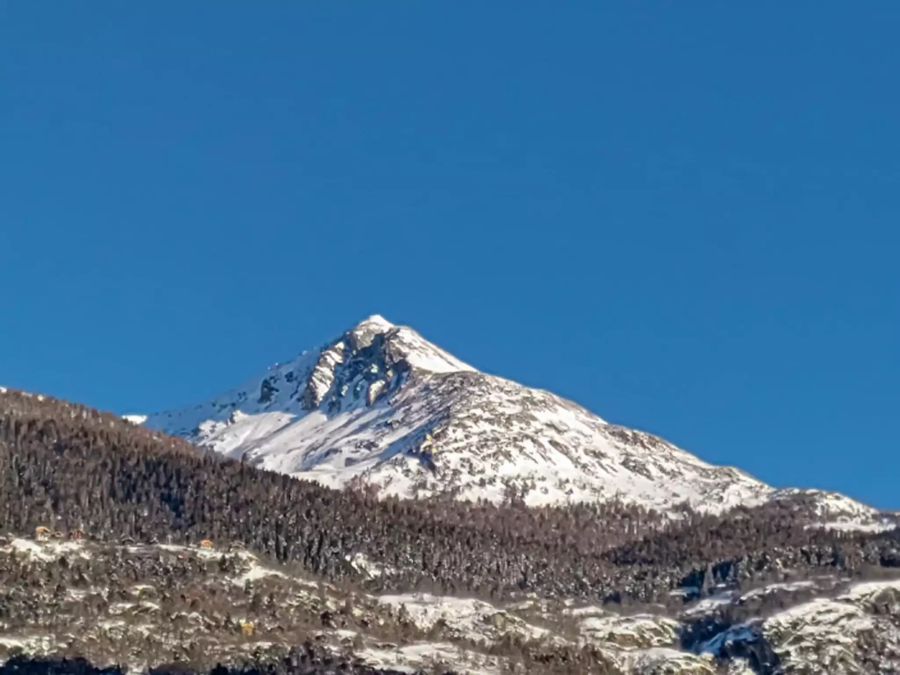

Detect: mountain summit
141,316,888,526
142,316,765,512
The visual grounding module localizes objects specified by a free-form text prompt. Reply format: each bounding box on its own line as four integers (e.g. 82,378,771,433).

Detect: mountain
140,316,889,530
141,315,766,513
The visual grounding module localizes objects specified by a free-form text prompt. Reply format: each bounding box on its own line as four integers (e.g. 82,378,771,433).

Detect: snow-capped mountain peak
141,316,776,513
346,314,474,375
355,313,394,331
140,316,890,528
292,315,474,412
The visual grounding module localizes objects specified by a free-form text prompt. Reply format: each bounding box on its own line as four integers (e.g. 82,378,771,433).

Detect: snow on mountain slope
142,315,774,514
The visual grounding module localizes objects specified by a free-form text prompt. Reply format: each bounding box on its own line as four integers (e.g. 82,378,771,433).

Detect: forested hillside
2,389,900,673
2,389,899,604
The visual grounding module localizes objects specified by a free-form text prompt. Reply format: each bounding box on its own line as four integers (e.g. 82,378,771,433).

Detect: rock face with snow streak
143,315,773,513
693,577,900,674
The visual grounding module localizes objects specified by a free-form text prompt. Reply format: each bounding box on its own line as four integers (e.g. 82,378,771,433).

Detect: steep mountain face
142,316,774,514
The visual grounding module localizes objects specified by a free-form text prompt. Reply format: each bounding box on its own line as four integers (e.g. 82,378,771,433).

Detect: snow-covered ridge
140,316,886,524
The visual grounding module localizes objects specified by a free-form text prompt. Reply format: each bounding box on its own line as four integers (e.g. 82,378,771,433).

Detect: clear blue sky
1,3,898,509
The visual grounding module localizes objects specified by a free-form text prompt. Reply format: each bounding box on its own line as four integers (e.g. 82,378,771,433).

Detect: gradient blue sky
1,3,898,508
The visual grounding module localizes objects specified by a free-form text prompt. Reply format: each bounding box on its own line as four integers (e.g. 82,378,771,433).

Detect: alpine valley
1,317,898,675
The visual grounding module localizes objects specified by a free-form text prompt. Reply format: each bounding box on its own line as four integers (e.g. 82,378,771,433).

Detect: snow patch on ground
682,592,736,616
576,613,680,649
738,580,820,602
232,560,285,586
358,641,503,675
376,593,549,645
2,538,88,562
346,552,392,579
623,647,718,674
0,634,57,655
